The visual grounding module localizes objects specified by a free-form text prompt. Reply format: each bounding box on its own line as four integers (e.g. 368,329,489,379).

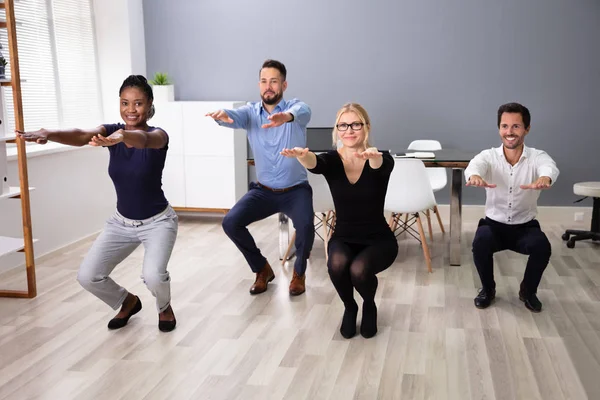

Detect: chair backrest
407,140,442,151
407,140,446,191
385,158,437,213
308,172,335,213
426,167,448,192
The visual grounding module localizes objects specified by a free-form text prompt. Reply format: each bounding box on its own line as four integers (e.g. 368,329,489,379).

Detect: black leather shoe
519,291,542,313
159,318,177,332
108,296,142,329
474,288,496,309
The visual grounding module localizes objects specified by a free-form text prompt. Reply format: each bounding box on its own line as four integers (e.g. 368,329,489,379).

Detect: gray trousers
77,205,178,312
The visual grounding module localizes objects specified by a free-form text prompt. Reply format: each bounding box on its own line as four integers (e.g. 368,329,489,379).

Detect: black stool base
563,197,600,248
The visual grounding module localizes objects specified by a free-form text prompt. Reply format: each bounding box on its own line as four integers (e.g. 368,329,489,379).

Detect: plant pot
152,84,174,102
0,65,5,80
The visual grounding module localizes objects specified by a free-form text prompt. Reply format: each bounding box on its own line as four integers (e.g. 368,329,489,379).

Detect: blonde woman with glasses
281,103,398,338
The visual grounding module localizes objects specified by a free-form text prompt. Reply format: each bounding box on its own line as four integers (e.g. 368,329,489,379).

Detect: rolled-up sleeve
214,104,252,130
465,150,491,182
535,150,559,185
286,99,311,127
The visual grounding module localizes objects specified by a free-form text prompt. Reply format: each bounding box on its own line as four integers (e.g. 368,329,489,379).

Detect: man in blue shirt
206,59,314,296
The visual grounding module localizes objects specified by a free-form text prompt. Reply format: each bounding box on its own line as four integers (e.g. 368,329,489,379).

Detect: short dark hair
119,75,155,119
497,102,531,128
259,59,287,81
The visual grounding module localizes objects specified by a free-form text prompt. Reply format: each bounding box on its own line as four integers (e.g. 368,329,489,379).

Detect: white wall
0,148,115,273
93,0,146,123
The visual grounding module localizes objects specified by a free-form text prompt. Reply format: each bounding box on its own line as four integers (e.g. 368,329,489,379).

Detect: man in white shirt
465,102,559,312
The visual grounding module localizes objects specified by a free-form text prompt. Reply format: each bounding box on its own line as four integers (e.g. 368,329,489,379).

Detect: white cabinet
162,154,186,207
151,101,247,212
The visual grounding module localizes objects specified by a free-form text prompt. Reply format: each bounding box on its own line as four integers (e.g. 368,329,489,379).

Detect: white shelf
0,186,34,199
0,79,27,86
0,236,37,258
0,134,16,142
0,20,23,27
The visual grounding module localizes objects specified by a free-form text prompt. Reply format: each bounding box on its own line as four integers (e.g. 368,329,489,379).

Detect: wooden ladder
0,0,37,298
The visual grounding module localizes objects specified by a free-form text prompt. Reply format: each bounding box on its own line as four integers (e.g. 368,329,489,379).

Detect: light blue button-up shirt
217,98,311,189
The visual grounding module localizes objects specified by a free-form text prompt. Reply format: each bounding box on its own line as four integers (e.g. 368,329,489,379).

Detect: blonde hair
332,103,372,149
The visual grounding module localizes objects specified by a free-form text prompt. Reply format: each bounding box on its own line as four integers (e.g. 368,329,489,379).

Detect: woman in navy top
281,103,398,338
17,75,178,332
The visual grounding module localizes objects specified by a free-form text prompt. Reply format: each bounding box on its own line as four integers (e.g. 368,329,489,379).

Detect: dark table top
390,149,478,168
248,149,478,168
392,149,477,161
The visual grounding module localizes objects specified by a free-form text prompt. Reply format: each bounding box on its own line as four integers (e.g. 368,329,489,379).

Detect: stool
562,182,600,248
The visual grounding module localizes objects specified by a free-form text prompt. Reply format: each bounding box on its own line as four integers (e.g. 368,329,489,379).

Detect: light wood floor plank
0,216,598,399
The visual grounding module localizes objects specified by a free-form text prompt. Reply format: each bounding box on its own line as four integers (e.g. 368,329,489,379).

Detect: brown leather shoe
289,270,306,296
249,262,275,295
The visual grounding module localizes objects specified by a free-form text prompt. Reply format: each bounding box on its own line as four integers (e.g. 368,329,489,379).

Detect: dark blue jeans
472,217,551,294
222,181,315,275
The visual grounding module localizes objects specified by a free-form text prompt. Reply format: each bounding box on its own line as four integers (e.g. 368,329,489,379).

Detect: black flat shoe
159,318,176,332
108,296,142,330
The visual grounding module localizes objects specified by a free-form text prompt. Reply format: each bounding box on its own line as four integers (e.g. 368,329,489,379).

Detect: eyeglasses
336,122,364,132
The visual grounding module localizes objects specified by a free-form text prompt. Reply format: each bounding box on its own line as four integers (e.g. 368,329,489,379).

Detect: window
1,0,102,147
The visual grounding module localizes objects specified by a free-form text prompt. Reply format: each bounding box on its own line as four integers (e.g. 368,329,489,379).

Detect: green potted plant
149,71,174,102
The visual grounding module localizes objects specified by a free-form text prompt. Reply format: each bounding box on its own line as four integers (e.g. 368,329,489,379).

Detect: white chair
385,158,437,272
407,140,442,151
407,139,446,238
282,172,336,264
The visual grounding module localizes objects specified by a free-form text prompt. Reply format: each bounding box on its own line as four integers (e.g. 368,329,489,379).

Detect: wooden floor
1,213,599,400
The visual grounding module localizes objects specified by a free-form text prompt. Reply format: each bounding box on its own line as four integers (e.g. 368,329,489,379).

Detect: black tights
327,238,398,338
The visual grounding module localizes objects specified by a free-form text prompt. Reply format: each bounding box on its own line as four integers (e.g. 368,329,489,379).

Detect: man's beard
261,91,282,105
503,135,523,149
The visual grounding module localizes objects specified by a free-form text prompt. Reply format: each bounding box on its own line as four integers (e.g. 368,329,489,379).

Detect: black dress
308,150,396,245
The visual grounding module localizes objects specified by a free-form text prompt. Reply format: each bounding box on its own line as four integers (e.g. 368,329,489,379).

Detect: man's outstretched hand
466,175,497,188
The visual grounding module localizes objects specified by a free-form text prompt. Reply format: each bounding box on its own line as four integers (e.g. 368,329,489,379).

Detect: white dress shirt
464,145,559,225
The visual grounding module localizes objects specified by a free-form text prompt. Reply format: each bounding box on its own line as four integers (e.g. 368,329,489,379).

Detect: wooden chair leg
388,213,398,231
415,213,432,273
388,213,395,229
327,213,336,240
425,209,433,241
433,205,445,233
395,213,403,232
282,230,297,265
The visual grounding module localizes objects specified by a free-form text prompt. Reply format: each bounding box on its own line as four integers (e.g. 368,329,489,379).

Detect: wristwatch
288,113,295,122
